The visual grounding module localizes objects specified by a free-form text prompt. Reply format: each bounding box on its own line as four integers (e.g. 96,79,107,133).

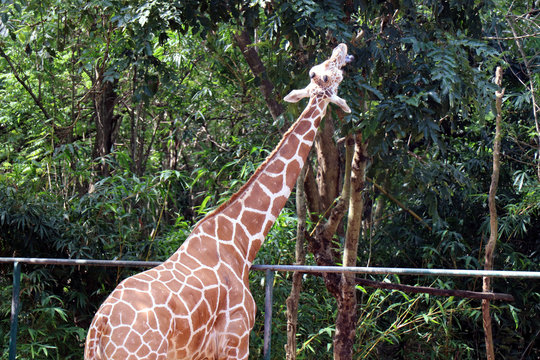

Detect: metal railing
2,257,540,360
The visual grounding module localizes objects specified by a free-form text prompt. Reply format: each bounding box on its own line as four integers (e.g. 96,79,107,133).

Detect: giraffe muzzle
331,43,354,69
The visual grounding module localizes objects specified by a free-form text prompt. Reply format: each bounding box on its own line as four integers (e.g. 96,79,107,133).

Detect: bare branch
506,17,540,180
293,272,514,302
482,66,505,360
483,31,540,40
0,47,52,121
355,277,514,302
234,29,285,121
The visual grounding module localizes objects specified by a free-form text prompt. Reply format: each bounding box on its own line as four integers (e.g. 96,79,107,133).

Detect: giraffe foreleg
215,287,256,360
217,325,251,360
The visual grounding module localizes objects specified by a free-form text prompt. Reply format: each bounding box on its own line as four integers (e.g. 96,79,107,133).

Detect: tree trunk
482,66,504,360
303,130,364,357
305,132,353,302
164,112,181,170
285,165,307,360
334,132,368,360
315,115,341,212
234,29,285,121
92,70,119,177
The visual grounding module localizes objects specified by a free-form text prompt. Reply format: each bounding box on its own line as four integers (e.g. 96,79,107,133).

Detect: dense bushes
1,0,538,359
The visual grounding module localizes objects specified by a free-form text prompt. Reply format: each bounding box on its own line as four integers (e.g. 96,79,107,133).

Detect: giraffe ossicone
84,43,351,360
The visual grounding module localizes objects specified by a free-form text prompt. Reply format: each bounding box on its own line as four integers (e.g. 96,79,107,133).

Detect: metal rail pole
251,264,540,279
263,269,275,360
1,257,539,360
1,258,539,279
9,261,21,360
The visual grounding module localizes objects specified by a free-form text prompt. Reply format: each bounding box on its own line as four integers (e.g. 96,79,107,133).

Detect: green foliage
0,0,538,359
0,278,86,360
251,209,338,359
354,286,478,359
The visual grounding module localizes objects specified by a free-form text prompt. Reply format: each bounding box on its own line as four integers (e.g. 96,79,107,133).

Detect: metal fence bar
1,257,539,360
250,264,540,279
263,270,275,360
0,257,162,268
1,257,539,278
9,262,21,360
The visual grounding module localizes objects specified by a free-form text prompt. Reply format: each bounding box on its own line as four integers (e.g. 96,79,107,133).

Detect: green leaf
0,17,8,37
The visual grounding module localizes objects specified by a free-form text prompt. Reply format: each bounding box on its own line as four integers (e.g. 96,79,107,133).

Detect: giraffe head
284,43,353,113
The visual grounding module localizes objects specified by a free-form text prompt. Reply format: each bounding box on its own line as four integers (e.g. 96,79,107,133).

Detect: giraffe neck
187,95,329,268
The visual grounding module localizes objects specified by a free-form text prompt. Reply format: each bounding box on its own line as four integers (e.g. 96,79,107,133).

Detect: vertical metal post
263,269,274,360
9,261,21,360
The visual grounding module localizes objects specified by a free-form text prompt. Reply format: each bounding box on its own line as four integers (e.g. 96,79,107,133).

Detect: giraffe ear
330,94,351,113
284,88,310,103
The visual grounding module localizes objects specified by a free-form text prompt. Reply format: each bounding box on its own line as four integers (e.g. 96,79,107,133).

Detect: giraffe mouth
331,43,354,69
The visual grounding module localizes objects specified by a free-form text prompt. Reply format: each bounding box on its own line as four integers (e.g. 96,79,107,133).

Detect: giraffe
84,43,352,360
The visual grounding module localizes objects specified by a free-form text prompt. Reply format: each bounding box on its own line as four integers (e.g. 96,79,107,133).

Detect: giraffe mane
193,96,319,230
193,43,351,232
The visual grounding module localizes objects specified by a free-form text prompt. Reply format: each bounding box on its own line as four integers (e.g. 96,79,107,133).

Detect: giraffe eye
323,75,328,82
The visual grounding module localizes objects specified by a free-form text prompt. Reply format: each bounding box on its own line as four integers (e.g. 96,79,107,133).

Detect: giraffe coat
84,43,352,360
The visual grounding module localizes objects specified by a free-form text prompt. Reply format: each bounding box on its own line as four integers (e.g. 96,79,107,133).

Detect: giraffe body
85,43,352,360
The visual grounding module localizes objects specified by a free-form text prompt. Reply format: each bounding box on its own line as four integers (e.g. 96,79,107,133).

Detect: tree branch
507,16,540,180
315,115,340,211
317,134,354,239
355,277,514,302
234,29,285,121
287,271,514,302
343,132,366,269
0,47,52,120
483,31,540,40
334,132,368,360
